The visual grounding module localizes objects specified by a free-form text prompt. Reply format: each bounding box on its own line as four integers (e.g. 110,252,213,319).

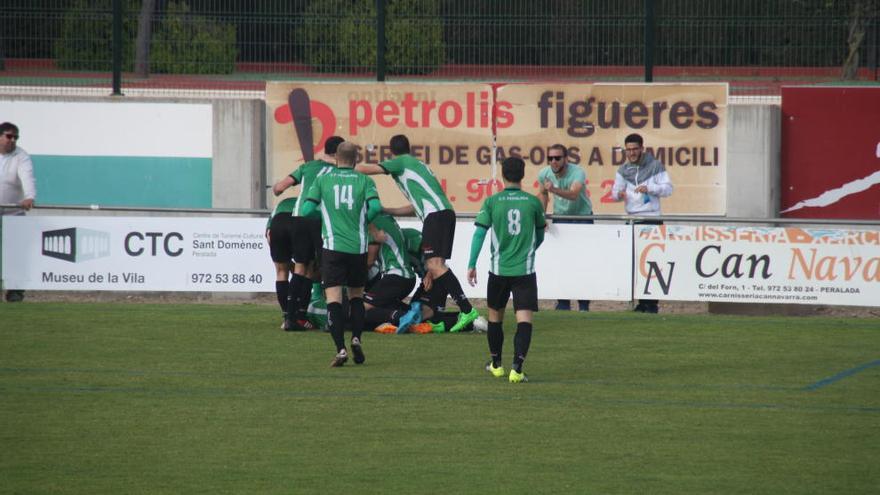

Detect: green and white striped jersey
290,159,335,216
380,154,453,220
370,213,415,279
304,167,379,254
474,187,546,276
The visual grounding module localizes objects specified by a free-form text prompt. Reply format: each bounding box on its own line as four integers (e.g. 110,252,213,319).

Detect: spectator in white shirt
1,122,36,302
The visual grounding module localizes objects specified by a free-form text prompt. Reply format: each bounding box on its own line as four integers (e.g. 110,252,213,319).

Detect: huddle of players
269,134,543,383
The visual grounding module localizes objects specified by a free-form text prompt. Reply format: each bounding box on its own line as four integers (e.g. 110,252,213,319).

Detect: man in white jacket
1,122,36,302
612,133,673,313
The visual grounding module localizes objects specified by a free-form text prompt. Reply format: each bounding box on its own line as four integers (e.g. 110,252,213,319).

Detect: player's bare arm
383,204,416,216
272,176,296,196
354,163,386,175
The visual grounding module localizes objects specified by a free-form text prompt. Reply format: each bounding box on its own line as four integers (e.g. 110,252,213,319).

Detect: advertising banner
496,83,727,215
2,216,273,292
266,82,727,215
267,82,496,213
634,224,880,307
2,217,632,301
781,86,880,220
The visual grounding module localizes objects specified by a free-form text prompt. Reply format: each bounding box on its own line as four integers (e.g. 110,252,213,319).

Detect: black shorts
364,274,416,308
321,249,368,289
291,216,322,265
416,282,448,311
486,272,539,312
421,209,456,260
268,212,295,263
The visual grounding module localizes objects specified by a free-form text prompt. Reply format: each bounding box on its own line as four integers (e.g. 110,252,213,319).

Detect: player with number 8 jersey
467,157,546,383
473,183,545,276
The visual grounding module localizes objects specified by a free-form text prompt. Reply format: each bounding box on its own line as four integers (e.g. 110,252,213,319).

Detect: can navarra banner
2,216,275,292
266,82,727,215
634,225,880,307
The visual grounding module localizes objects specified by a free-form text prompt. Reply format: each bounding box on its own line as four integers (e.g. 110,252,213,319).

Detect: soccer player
367,224,481,335
300,141,382,367
363,212,422,331
272,135,344,330
355,134,479,333
467,157,546,383
266,194,298,329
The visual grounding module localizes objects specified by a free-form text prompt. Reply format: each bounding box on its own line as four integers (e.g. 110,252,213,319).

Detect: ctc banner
2,216,632,301
634,225,880,307
266,82,727,215
2,216,274,292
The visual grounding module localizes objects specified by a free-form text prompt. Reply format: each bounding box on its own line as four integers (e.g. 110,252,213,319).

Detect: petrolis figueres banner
634,225,880,307
266,82,727,215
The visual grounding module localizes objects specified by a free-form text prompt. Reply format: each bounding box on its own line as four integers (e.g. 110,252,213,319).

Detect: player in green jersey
266,195,298,329
467,157,546,383
301,141,382,367
355,134,479,333
272,135,343,330
363,213,418,330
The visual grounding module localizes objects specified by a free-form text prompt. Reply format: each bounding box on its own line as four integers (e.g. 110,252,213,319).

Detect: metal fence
1,0,878,98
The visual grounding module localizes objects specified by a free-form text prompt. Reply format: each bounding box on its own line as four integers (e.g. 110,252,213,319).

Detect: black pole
644,0,654,82
872,11,880,81
376,0,386,81
112,0,123,95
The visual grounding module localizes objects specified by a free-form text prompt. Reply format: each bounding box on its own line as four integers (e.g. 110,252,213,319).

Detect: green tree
300,0,446,75
55,0,138,71
150,1,237,74
297,0,349,72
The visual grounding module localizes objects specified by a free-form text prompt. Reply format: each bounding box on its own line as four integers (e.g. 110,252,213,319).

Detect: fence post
644,0,655,83
376,0,386,81
873,13,879,81
112,0,123,95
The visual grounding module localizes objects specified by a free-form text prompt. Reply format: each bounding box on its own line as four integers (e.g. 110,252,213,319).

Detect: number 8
507,209,521,235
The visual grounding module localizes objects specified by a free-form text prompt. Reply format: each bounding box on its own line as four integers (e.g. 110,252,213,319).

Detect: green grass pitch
1,303,878,494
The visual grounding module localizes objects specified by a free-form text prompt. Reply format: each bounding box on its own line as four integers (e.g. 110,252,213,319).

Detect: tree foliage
151,1,237,74
301,0,446,74
8,0,876,76
55,0,138,71
54,0,236,74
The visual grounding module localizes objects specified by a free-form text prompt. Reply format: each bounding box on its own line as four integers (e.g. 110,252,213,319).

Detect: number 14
333,184,354,210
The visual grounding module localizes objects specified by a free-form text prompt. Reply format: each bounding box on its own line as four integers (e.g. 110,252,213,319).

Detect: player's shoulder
358,170,378,186
390,154,424,168
520,189,544,208
528,192,545,211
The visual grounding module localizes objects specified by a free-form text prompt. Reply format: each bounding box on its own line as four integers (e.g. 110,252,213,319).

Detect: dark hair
501,157,525,183
324,136,344,155
0,122,19,134
336,141,358,166
549,143,567,157
624,133,643,147
389,134,410,155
